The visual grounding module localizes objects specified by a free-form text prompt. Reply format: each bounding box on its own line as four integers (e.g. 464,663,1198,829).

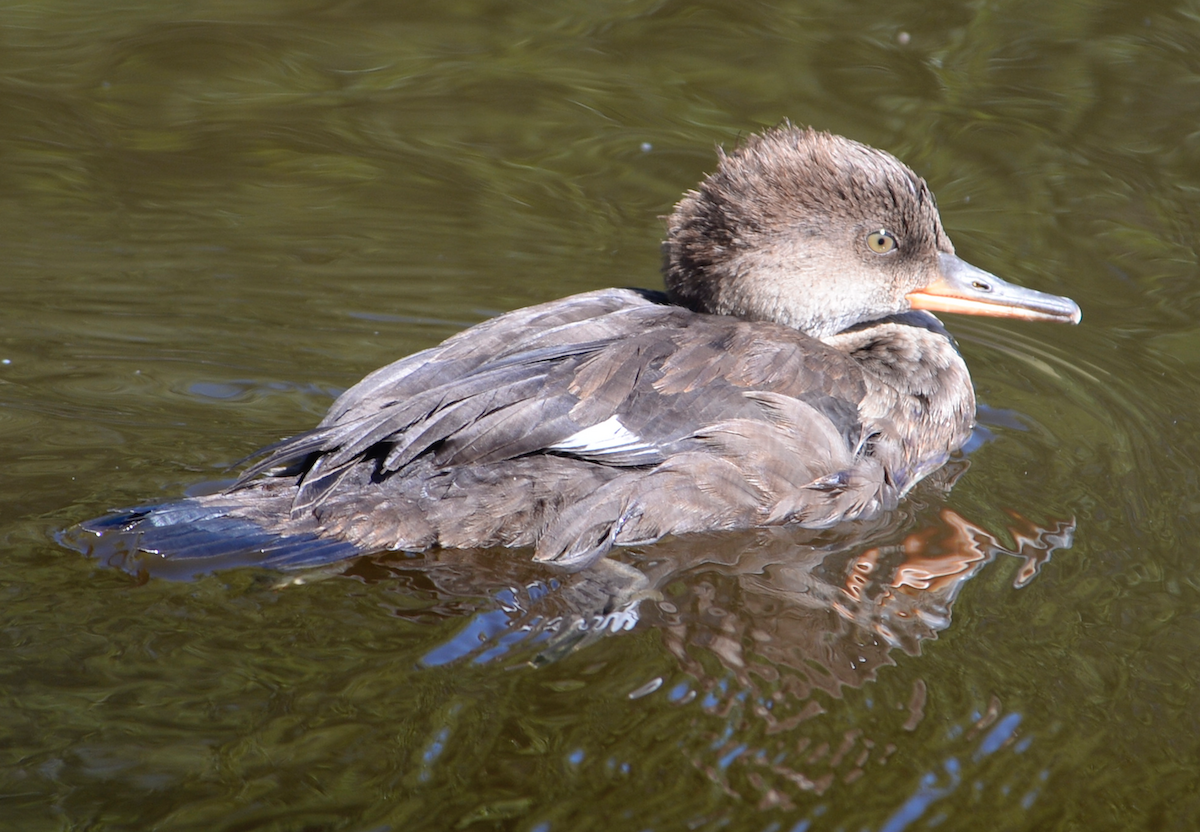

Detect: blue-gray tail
61,499,364,579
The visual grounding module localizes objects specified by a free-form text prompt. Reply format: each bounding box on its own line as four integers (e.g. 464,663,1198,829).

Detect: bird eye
866,230,896,254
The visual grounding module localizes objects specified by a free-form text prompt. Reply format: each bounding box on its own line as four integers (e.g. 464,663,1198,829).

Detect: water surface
3,1,1200,830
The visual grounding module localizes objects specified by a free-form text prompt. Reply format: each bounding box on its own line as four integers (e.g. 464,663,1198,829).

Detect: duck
72,125,1080,575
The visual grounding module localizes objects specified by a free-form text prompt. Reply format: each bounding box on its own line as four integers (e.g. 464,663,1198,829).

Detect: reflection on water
332,482,1072,812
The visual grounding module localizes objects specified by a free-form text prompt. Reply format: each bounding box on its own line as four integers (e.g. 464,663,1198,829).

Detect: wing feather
231,289,871,538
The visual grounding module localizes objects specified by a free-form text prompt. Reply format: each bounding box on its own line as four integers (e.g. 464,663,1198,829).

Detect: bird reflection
643,506,1071,706
343,474,1073,695
339,484,1071,803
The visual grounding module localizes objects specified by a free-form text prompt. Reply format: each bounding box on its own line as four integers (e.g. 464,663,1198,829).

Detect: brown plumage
68,125,1080,575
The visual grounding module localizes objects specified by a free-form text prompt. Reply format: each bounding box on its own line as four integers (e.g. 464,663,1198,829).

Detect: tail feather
62,500,364,579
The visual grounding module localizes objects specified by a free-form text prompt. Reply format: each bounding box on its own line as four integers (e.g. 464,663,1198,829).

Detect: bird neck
822,312,976,495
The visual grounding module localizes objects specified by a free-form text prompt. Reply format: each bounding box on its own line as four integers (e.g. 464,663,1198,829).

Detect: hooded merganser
71,125,1080,574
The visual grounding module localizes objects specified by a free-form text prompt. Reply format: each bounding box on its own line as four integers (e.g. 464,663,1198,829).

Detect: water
3,1,1200,829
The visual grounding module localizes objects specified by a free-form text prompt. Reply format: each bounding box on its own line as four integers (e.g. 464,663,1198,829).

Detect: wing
236,287,872,520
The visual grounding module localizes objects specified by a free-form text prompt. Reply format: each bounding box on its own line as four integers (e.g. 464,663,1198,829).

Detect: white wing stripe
550,416,652,457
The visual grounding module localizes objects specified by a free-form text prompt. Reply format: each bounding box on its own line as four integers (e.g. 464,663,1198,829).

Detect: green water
3,1,1200,829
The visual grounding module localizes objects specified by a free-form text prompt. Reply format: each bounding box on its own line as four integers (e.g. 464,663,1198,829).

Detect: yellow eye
866,230,897,254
